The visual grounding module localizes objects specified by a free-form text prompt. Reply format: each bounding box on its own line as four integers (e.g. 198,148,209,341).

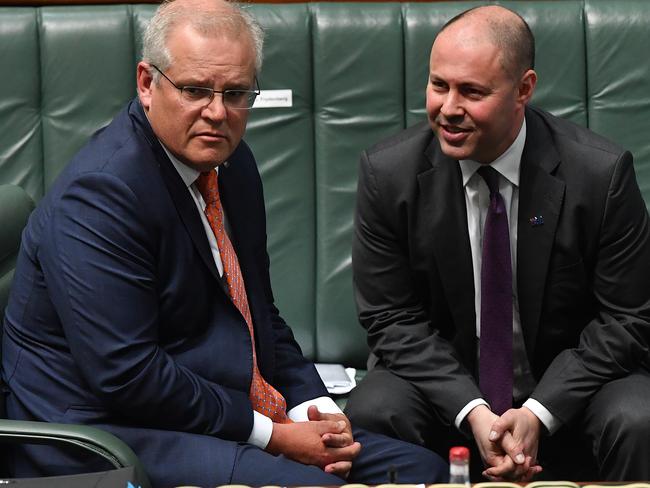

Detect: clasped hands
467,405,544,482
266,405,361,478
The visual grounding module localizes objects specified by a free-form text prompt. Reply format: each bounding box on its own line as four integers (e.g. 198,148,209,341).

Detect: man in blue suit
1,0,447,486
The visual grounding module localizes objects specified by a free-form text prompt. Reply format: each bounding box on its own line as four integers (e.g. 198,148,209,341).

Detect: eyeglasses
150,64,260,110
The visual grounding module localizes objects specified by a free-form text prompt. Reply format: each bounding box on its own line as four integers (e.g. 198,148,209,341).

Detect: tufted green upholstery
1,0,650,374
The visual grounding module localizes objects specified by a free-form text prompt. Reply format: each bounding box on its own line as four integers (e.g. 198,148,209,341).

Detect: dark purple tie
477,166,513,415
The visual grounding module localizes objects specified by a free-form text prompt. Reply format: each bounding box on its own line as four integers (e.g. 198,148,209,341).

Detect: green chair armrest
0,419,150,488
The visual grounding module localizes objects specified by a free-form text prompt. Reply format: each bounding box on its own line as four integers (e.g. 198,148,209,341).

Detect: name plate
253,89,293,108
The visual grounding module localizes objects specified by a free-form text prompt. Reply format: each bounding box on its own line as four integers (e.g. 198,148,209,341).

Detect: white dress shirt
452,120,559,434
162,146,342,448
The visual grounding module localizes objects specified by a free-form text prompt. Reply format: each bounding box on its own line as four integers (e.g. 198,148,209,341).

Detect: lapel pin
529,215,544,226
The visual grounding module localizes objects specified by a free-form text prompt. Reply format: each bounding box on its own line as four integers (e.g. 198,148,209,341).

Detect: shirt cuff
455,398,489,430
288,396,343,421
246,397,343,449
246,411,273,449
523,398,560,434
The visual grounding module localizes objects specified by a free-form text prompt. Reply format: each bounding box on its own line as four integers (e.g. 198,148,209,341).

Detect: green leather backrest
311,3,407,365
585,0,650,202
1,1,649,368
246,4,317,357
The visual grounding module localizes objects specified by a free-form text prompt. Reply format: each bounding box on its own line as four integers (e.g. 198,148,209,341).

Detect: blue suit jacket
2,99,327,485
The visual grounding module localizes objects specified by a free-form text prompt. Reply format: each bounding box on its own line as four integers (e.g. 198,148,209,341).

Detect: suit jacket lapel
162,159,230,295
517,109,565,358
130,100,226,290
419,140,477,365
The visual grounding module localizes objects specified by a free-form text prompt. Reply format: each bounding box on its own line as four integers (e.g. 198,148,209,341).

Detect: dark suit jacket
353,105,650,428
2,99,326,485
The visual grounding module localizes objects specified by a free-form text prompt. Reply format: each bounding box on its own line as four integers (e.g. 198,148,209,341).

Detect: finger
500,431,525,464
325,441,362,462
316,419,347,435
482,472,506,482
503,458,541,483
320,413,353,434
516,466,540,483
322,432,353,448
307,405,321,421
510,455,540,481
483,456,517,478
324,461,352,479
316,411,334,421
481,464,509,482
524,455,542,470
509,460,532,481
488,409,515,442
521,464,543,482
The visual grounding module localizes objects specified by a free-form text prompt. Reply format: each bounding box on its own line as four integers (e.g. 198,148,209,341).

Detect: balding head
142,0,264,79
436,5,534,81
425,4,537,163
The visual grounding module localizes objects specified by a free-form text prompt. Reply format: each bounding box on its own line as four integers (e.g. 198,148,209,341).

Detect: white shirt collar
159,144,220,187
459,118,526,188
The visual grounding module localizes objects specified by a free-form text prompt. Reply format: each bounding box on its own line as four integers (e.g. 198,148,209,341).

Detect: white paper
315,363,356,394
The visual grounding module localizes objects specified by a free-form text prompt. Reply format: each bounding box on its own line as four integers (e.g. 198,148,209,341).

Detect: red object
449,446,470,462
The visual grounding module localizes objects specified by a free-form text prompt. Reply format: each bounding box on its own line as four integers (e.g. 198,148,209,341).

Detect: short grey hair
142,0,264,83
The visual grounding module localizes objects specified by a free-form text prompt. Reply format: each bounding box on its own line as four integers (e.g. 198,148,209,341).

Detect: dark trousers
11,424,448,487
229,427,448,486
345,364,650,482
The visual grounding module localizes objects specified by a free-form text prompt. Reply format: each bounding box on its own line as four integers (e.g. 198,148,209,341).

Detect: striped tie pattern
196,170,291,423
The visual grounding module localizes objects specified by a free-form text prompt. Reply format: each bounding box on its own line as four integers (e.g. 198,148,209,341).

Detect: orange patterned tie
196,170,291,424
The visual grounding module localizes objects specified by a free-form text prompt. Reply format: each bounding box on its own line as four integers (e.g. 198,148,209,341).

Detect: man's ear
517,69,537,105
137,62,154,110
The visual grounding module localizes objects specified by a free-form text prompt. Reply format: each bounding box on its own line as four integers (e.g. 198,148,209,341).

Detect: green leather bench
1,0,650,473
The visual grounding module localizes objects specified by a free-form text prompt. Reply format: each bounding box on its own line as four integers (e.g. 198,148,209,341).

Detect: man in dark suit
345,5,650,482
1,0,447,486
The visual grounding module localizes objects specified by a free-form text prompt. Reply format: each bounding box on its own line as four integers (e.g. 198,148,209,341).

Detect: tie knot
477,165,500,195
196,170,219,206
